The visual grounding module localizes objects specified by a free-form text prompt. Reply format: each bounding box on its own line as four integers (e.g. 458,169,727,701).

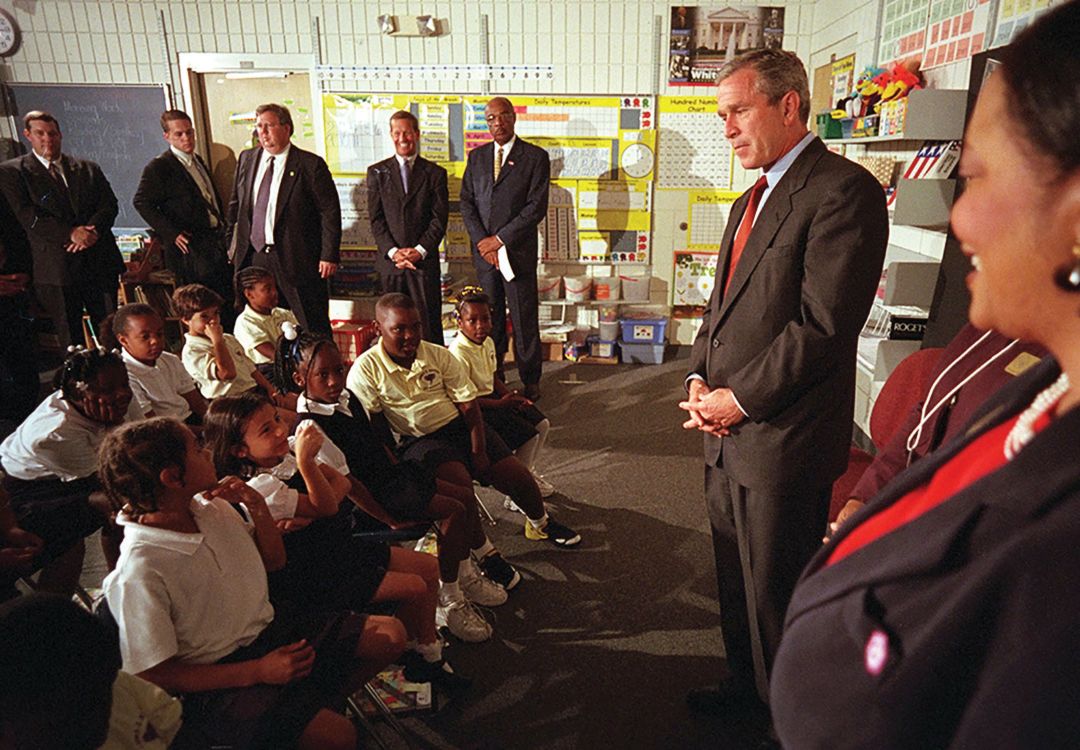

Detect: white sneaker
532,472,556,497
460,563,508,606
503,496,525,514
437,599,493,642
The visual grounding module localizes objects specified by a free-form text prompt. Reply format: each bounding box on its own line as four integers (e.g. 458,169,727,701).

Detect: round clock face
621,142,654,179
0,8,20,57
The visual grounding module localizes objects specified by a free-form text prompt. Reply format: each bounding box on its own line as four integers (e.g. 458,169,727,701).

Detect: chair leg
473,486,497,526
362,681,418,749
346,695,393,750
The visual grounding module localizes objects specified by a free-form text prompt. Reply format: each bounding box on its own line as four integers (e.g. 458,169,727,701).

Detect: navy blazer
227,145,341,282
0,152,124,287
772,356,1080,748
366,155,449,280
459,138,550,278
687,137,889,491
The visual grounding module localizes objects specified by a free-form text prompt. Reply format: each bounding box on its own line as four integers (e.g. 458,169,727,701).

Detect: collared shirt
33,150,67,187
233,305,298,364
181,332,258,399
387,154,428,261
122,349,196,421
448,333,498,395
245,430,350,521
170,145,220,225
494,136,516,173
685,131,817,415
347,339,478,438
104,495,274,675
0,390,143,481
253,144,291,245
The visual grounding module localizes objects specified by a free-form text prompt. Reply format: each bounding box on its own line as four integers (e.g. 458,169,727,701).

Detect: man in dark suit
679,50,888,714
367,110,449,344
0,111,125,351
460,97,550,401
227,103,341,333
133,109,233,322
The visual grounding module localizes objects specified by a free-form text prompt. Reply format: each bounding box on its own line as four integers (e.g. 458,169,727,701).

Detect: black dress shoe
686,684,763,717
523,383,541,401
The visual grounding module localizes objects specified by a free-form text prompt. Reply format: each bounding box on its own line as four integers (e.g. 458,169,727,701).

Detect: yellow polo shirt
448,334,497,395
347,339,478,437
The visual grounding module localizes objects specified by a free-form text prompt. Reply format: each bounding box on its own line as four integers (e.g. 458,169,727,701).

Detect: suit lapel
494,140,517,187
715,141,825,322
403,157,427,205
272,148,299,227
787,358,1076,621
242,149,260,221
387,156,407,201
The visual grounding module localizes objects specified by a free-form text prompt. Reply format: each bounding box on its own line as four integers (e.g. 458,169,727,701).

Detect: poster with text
669,5,785,86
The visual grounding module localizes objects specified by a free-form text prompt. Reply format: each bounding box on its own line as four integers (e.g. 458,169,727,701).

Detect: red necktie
724,176,768,295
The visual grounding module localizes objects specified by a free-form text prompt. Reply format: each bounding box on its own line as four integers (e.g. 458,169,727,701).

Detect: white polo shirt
0,390,144,481
244,427,351,521
103,495,275,676
233,305,298,364
181,332,258,399
122,350,196,421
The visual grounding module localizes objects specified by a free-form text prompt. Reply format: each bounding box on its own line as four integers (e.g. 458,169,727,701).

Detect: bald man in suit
459,97,550,401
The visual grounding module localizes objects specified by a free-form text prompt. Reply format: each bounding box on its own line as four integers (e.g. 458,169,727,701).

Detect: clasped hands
679,379,745,437
476,236,502,267
392,247,423,271
66,225,99,253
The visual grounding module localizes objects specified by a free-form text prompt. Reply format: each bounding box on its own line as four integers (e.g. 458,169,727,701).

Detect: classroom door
192,71,318,206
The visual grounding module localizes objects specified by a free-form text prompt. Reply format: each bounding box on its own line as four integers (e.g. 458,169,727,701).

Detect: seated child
100,417,404,750
108,303,207,424
0,348,142,592
233,266,298,376
173,283,289,407
204,393,470,683
348,294,582,555
0,593,182,750
277,324,512,643
450,288,556,498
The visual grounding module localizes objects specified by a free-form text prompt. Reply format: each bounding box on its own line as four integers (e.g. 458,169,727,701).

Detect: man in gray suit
459,97,550,401
367,110,449,344
680,50,888,716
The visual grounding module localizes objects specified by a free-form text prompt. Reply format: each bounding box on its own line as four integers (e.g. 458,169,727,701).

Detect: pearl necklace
1004,372,1070,460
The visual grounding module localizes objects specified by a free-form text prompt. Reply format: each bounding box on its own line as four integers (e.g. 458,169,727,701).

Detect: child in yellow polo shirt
348,295,581,583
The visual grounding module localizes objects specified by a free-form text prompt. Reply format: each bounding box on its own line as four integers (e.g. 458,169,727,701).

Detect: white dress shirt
252,144,291,246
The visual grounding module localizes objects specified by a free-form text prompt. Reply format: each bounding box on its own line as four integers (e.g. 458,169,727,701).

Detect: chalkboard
3,83,169,231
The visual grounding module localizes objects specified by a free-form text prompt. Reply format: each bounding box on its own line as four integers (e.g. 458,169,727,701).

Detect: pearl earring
1054,243,1080,292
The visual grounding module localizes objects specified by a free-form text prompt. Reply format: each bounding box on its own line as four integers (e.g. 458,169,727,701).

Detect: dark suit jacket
366,155,449,281
227,145,341,282
0,152,124,287
772,356,1080,748
687,137,888,492
459,138,550,278
133,149,224,253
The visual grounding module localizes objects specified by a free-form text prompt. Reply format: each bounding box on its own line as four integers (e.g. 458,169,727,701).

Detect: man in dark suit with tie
227,103,341,333
460,97,550,401
0,111,125,351
367,110,449,344
679,50,888,717
133,109,233,322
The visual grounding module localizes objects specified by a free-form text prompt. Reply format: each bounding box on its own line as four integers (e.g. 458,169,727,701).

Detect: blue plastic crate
619,317,668,344
620,342,667,364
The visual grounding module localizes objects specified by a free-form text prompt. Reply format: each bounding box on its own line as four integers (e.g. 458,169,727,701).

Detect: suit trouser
34,276,118,352
249,248,331,334
475,260,542,386
166,230,234,327
381,267,443,345
0,296,39,421
704,464,829,702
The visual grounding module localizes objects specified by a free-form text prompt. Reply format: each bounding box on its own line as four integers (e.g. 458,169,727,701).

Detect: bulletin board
656,96,734,190
321,92,658,273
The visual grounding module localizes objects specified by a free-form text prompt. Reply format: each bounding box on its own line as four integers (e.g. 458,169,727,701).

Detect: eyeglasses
485,113,515,123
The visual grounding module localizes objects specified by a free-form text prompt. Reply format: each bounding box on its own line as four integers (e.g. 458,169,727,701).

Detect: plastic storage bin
564,275,592,302
331,319,377,365
589,339,618,358
593,276,620,301
537,276,562,301
619,274,651,302
598,321,619,340
620,342,666,364
619,317,668,344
